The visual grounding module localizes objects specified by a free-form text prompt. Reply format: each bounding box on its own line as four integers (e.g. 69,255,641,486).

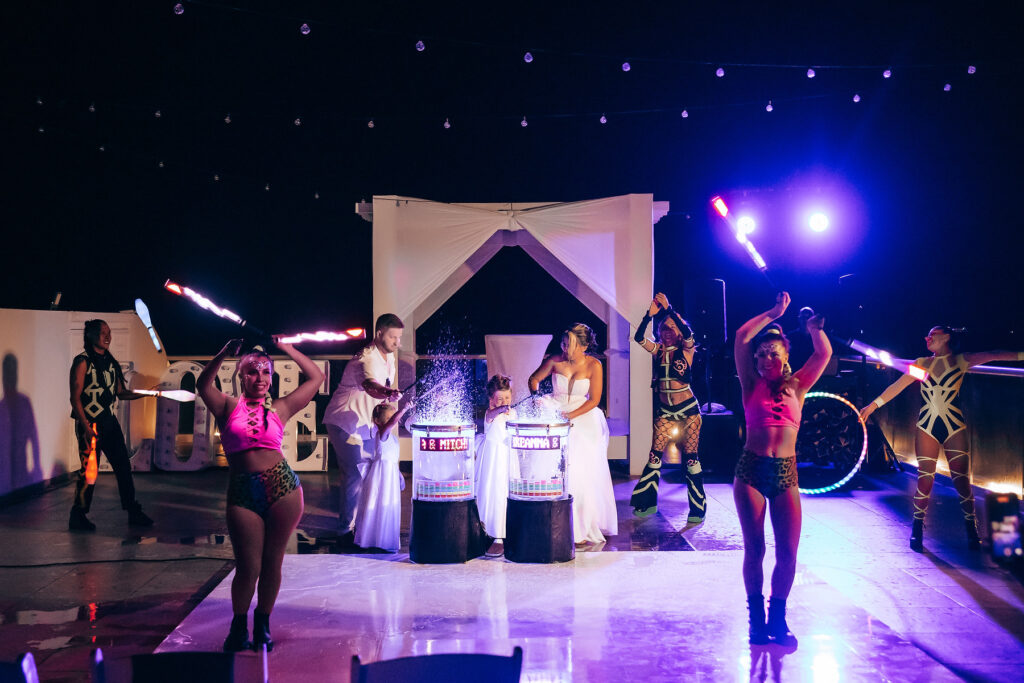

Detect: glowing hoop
798,391,869,495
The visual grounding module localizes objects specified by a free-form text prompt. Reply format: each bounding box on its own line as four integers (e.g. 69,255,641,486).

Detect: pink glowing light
163,280,242,324
275,330,367,344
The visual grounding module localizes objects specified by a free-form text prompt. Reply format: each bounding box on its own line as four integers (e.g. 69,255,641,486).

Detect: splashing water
410,333,473,425
512,394,568,424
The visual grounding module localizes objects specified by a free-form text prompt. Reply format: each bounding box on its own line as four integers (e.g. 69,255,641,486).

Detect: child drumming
475,374,516,557
354,401,411,552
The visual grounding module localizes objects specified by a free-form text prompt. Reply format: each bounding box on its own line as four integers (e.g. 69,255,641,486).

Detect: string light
599,114,607,124
943,83,951,92
88,102,95,113
294,117,302,126
622,62,631,72
852,93,861,103
523,52,533,63
715,67,725,77
36,97,43,106
314,192,319,199
967,65,976,74
173,3,184,15
37,126,44,133
300,23,310,35
98,145,105,152
224,114,231,123
213,174,220,181
765,100,773,112
158,161,164,168
367,119,375,128
681,110,689,118
806,68,816,78
443,118,451,129
264,183,270,191
883,69,892,78
415,40,425,52
154,110,162,118
521,116,528,127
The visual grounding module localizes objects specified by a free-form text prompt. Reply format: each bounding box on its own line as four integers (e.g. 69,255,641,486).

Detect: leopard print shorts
734,450,798,499
227,459,300,518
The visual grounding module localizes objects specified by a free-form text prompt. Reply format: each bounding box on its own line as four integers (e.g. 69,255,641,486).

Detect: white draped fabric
371,194,666,472
484,335,552,405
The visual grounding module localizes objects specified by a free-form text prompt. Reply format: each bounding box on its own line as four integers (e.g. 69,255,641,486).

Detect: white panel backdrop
371,195,668,473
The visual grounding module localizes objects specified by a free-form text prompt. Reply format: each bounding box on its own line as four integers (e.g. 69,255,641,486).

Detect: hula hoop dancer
860,326,1023,552
630,293,705,522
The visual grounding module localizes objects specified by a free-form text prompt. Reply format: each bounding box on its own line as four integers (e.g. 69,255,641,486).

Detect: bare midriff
226,448,286,474
743,425,798,459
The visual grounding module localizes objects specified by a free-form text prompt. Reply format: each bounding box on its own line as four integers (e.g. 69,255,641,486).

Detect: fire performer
629,292,706,522
69,320,154,531
322,314,403,542
859,326,1024,552
734,292,830,646
197,339,323,652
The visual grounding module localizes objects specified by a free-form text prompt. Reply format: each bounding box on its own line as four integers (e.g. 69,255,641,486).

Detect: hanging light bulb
224,114,231,124
367,120,375,128
158,161,164,168
294,117,302,126
765,100,773,112
174,4,184,15
264,183,270,191
154,110,162,118
415,40,425,52
88,102,95,113
622,62,631,72
967,65,976,74
36,97,43,106
213,174,220,181
943,83,952,92
882,69,892,79
37,126,44,133
98,145,105,152
443,118,451,129
521,116,528,127
599,114,607,124
715,67,725,78
524,52,533,63
314,192,320,199
681,110,689,118
807,68,816,78
852,93,861,103
300,23,310,35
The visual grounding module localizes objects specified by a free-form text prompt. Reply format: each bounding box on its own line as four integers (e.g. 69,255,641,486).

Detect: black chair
0,652,39,683
90,646,268,683
351,647,523,683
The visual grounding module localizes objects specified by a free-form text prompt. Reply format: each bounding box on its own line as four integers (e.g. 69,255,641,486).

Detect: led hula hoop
797,391,869,495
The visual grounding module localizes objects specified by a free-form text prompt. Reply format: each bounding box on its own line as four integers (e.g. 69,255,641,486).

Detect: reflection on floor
0,467,1022,681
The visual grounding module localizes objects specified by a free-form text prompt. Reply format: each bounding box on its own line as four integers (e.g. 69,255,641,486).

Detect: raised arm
197,339,242,422
528,355,558,393
734,292,790,392
962,350,1024,368
859,372,918,421
792,315,832,396
381,402,412,436
273,342,326,423
633,298,661,354
565,357,604,421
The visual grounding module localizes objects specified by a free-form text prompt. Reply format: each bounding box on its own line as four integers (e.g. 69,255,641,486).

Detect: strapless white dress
547,374,617,544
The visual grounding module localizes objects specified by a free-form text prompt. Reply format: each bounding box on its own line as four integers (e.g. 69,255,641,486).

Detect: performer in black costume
68,319,153,531
630,293,705,522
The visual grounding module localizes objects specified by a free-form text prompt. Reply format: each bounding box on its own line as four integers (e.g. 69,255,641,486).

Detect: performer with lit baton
860,326,1024,553
322,314,405,542
69,320,155,531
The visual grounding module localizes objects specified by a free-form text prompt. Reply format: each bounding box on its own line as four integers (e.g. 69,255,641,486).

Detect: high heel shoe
909,519,924,552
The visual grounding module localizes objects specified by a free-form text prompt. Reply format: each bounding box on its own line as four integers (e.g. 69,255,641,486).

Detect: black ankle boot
685,464,706,523
127,502,154,527
965,519,981,551
223,614,251,652
767,597,797,647
69,508,96,532
910,519,924,552
747,595,769,645
253,611,274,652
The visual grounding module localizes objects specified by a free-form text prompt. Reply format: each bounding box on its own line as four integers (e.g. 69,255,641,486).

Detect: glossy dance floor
2,468,1024,681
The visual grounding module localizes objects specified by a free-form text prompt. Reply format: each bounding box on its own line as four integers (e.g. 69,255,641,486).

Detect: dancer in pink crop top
197,338,324,654
733,292,831,648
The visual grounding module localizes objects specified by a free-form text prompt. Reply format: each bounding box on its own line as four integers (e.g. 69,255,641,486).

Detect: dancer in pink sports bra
734,292,831,648
198,339,323,653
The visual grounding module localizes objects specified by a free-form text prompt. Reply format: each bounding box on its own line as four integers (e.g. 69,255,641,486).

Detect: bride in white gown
529,323,618,545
